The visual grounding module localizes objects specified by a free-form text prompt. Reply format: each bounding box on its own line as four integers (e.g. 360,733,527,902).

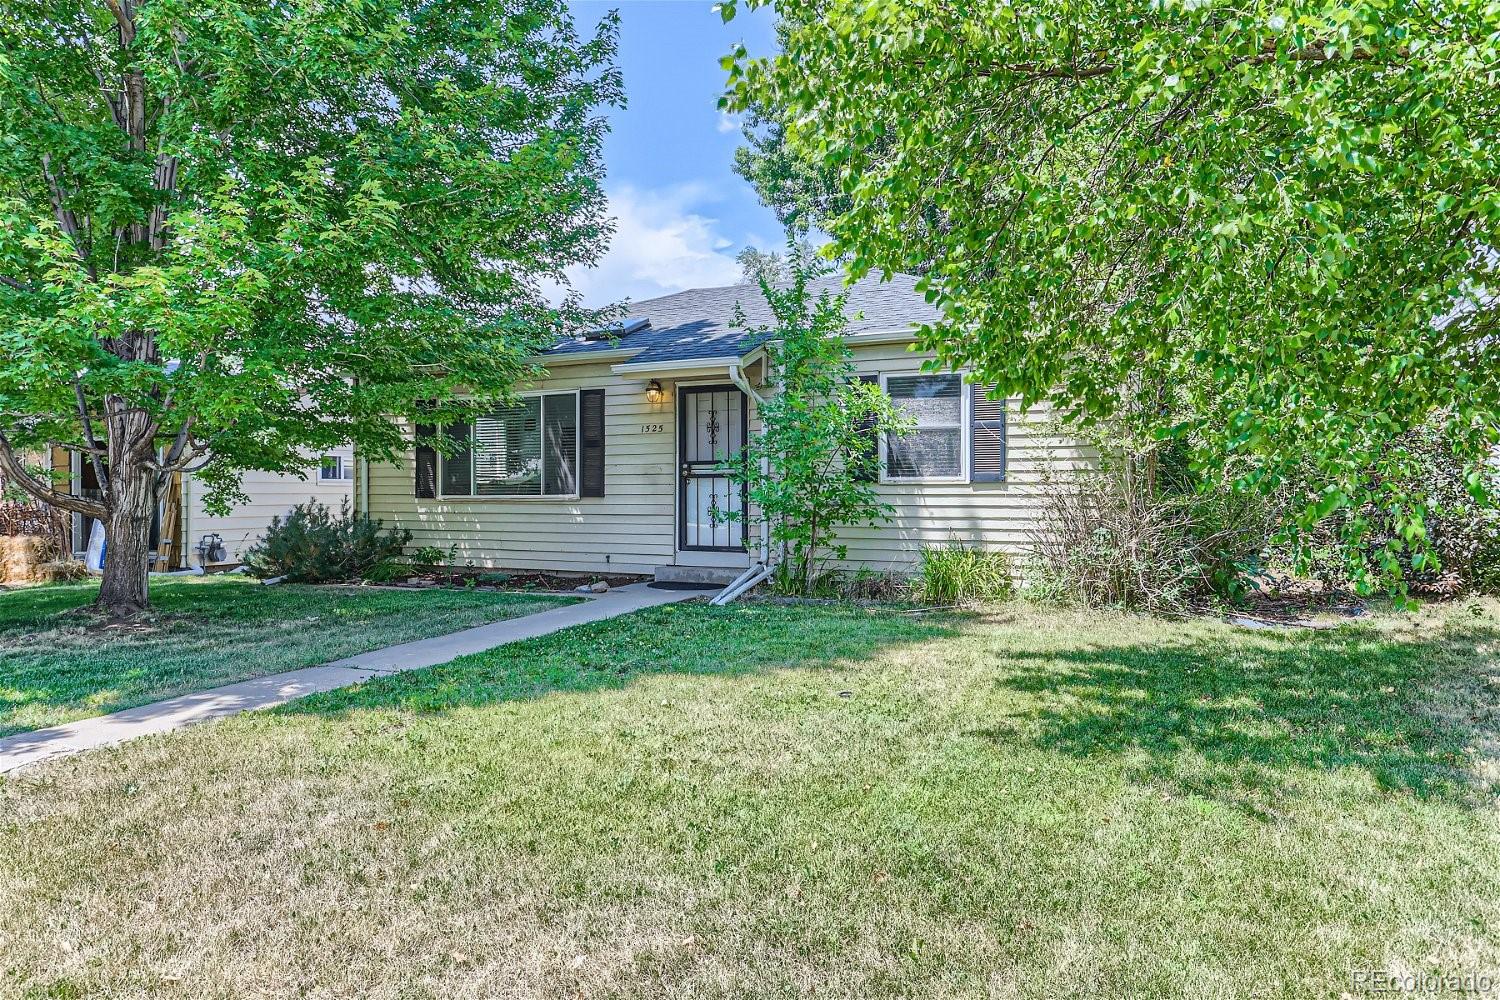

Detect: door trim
676,383,749,553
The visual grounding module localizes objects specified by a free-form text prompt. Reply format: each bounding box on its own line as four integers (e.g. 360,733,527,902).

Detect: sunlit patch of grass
0,599,1496,998
0,577,572,736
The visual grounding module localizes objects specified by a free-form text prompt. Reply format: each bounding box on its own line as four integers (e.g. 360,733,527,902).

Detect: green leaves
727,244,906,594
0,0,621,501
725,0,1500,593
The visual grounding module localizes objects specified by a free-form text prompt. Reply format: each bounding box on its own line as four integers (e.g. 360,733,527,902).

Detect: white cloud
716,111,742,134
562,183,748,307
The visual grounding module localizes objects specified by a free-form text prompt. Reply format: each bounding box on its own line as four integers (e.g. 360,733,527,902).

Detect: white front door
677,385,747,558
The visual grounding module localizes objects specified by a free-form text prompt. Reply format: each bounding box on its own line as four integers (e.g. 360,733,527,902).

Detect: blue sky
565,1,782,306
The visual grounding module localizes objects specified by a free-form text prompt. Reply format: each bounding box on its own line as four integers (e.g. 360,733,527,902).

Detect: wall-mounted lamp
645,379,664,404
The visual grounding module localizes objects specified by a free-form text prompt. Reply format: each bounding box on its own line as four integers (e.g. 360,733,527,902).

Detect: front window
319,455,353,481
440,392,579,498
883,374,965,481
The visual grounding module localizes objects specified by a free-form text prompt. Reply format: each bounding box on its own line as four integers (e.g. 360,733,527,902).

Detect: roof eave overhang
535,345,642,366
458,324,922,378
739,325,922,353
843,325,923,346
610,355,744,378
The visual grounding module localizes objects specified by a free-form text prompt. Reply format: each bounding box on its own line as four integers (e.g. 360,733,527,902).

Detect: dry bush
1027,464,1266,613
768,565,908,601
833,569,908,601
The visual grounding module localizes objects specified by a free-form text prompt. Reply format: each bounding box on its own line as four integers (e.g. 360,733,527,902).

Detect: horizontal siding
186,448,353,563
362,349,1097,577
365,364,689,576
832,348,1095,572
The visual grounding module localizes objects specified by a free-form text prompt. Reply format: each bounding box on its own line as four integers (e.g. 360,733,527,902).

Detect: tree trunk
96,447,155,617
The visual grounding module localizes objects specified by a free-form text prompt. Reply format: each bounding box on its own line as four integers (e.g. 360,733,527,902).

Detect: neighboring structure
52,447,355,568
358,274,1095,583
179,450,357,565
1,454,72,582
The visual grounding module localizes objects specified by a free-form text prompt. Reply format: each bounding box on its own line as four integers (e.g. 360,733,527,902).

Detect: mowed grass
2,599,1498,998
0,577,573,736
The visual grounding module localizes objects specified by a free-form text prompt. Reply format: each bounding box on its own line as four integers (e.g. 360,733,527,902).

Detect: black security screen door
678,385,747,551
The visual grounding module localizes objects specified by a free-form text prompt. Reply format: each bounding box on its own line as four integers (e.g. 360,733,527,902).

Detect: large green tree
0,0,620,614
720,0,1500,591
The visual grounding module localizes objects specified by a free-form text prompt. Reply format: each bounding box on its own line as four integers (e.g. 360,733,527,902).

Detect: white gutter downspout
359,455,370,519
713,360,776,606
710,562,773,606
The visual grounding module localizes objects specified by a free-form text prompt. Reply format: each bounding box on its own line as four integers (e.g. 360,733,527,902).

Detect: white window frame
877,371,971,485
318,454,353,482
437,389,582,501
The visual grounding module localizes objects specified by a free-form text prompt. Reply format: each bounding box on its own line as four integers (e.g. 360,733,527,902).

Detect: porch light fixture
645,379,664,404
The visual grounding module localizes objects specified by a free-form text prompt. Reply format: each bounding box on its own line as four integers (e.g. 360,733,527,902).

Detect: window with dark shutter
971,383,1007,483
542,394,579,496
414,406,438,499
436,392,583,497
579,388,606,497
848,373,881,483
885,373,964,480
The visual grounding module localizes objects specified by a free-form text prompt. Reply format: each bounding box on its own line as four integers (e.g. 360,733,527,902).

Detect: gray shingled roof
545,272,939,366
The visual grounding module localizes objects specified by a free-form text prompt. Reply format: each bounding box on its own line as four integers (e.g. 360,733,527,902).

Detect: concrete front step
653,564,744,586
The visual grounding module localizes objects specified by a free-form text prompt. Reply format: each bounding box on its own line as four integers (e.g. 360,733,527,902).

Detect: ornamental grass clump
913,542,1014,606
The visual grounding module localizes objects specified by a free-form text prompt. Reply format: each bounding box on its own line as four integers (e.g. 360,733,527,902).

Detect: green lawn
2,599,1497,998
0,577,573,737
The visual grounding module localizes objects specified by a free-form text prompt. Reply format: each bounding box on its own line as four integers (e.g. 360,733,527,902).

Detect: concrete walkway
0,582,705,776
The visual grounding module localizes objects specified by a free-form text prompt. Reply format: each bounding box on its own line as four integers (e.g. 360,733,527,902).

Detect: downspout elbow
727,362,767,407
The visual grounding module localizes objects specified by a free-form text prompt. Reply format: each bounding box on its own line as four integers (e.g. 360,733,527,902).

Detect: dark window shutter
971,383,1007,483
440,421,472,496
579,388,606,497
414,403,437,499
849,373,882,483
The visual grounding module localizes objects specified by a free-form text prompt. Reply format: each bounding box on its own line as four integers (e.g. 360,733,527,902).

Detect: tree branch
176,453,217,475
974,40,1387,81
39,153,94,278
0,431,107,519
102,0,136,46
55,442,108,455
70,21,127,130
153,415,197,492
74,379,109,501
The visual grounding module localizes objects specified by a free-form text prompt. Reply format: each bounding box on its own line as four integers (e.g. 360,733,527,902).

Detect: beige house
357,274,1092,584
177,451,356,565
